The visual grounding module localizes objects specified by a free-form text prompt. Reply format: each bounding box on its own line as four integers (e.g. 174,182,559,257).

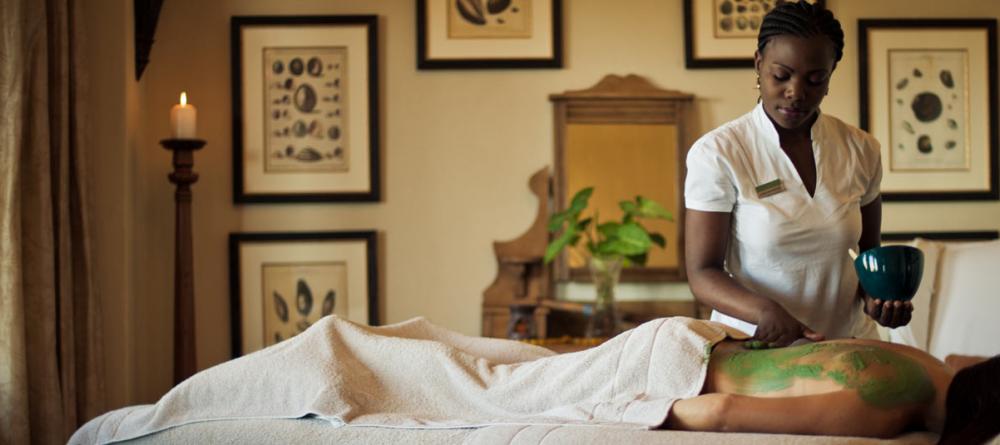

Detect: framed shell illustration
683,0,825,68
232,16,380,202
417,0,563,69
887,51,967,171
229,231,378,356
860,19,998,201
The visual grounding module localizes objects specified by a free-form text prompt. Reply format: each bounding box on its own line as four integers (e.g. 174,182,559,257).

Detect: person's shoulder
690,108,757,155
820,113,880,151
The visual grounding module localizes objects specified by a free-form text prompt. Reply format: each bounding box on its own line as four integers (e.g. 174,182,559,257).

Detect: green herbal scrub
720,343,935,408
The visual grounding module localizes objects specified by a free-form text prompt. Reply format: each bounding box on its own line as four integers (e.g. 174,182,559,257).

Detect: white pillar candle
170,92,197,139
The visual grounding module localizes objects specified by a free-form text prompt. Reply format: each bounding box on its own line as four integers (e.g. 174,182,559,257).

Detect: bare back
705,339,953,432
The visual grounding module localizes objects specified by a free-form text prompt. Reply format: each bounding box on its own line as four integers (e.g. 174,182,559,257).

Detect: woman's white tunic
685,103,881,339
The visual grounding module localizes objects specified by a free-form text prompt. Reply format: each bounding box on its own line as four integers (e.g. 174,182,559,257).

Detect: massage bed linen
71,316,946,444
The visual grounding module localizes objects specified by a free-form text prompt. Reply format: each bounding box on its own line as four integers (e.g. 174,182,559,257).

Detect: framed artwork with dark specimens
882,231,999,243
859,19,998,201
683,0,825,68
417,0,563,69
229,231,378,357
231,16,380,203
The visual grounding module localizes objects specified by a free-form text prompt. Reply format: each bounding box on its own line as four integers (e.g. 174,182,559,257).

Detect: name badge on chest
755,179,786,198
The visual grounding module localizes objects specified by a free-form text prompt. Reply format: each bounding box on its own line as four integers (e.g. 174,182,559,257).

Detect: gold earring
755,74,762,103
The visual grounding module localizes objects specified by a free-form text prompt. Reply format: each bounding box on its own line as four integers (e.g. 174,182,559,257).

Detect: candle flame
180,92,188,106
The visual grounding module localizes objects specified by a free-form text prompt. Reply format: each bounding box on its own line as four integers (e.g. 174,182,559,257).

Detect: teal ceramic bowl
853,245,924,302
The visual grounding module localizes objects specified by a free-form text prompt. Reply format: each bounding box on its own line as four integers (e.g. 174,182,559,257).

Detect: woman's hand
754,301,824,347
863,296,913,328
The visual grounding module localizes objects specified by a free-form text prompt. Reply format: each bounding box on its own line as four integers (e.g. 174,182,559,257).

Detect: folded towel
71,316,745,444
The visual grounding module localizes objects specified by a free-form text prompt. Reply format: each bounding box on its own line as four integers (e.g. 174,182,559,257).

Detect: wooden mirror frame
550,74,694,283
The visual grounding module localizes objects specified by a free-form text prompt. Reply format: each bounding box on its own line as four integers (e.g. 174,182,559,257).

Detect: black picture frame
683,0,825,69
882,231,999,243
229,230,379,357
859,19,999,201
231,15,381,203
416,0,563,69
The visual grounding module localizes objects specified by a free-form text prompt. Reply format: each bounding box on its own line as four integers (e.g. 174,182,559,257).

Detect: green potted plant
544,187,673,337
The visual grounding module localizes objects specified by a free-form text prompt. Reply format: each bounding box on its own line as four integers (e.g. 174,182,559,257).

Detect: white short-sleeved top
685,103,882,340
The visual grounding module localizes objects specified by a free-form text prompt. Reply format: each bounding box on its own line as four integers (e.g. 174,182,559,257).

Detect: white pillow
928,239,1000,360
880,237,941,350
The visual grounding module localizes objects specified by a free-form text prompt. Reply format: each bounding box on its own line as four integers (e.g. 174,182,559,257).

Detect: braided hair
757,1,844,66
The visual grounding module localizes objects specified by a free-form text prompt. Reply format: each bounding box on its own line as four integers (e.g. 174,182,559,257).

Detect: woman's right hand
754,301,824,347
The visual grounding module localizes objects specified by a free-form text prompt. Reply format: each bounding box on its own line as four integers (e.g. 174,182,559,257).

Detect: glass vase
586,255,624,339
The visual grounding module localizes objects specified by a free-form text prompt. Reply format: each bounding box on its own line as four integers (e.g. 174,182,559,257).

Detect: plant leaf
649,232,667,248
544,233,572,264
547,210,572,232
547,187,594,232
609,223,653,255
567,187,593,216
596,224,651,256
619,200,638,216
597,239,646,256
626,252,648,267
636,196,673,220
570,234,580,245
548,187,594,232
544,224,579,263
597,221,620,238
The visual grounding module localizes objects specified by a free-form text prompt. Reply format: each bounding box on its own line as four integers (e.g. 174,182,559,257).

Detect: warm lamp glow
180,92,188,106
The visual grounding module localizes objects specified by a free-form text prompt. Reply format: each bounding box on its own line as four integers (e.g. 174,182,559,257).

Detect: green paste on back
720,343,935,408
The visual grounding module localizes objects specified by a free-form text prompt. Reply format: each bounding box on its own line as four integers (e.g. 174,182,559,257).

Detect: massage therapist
684,1,911,347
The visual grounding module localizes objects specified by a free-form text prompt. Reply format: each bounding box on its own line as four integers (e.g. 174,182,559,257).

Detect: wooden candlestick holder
159,138,205,385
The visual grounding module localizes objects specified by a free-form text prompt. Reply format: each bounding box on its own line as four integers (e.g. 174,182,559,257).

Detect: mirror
550,74,694,282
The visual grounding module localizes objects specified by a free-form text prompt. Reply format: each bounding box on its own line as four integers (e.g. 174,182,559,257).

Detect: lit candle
170,92,197,139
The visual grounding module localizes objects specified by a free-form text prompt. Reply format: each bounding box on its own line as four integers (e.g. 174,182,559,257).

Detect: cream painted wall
85,0,1000,407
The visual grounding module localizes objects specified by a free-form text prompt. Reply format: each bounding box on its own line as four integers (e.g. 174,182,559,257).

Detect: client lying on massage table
71,316,999,445
666,337,999,444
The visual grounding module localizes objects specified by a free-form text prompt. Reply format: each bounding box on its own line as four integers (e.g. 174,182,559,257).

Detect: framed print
859,19,998,201
231,16,380,203
416,0,563,69
683,0,825,68
229,231,378,357
882,231,999,243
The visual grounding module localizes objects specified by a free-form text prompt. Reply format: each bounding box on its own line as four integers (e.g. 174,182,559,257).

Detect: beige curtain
0,0,105,443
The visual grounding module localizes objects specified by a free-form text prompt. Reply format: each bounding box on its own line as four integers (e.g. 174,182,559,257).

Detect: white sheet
85,417,943,445
71,316,745,444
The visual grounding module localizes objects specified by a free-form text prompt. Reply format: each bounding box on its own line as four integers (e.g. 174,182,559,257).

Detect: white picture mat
241,25,371,194
426,0,554,60
887,49,969,171
692,0,755,60
239,240,369,354
867,28,992,193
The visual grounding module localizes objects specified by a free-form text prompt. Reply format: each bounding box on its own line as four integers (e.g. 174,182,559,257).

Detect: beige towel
71,316,743,444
